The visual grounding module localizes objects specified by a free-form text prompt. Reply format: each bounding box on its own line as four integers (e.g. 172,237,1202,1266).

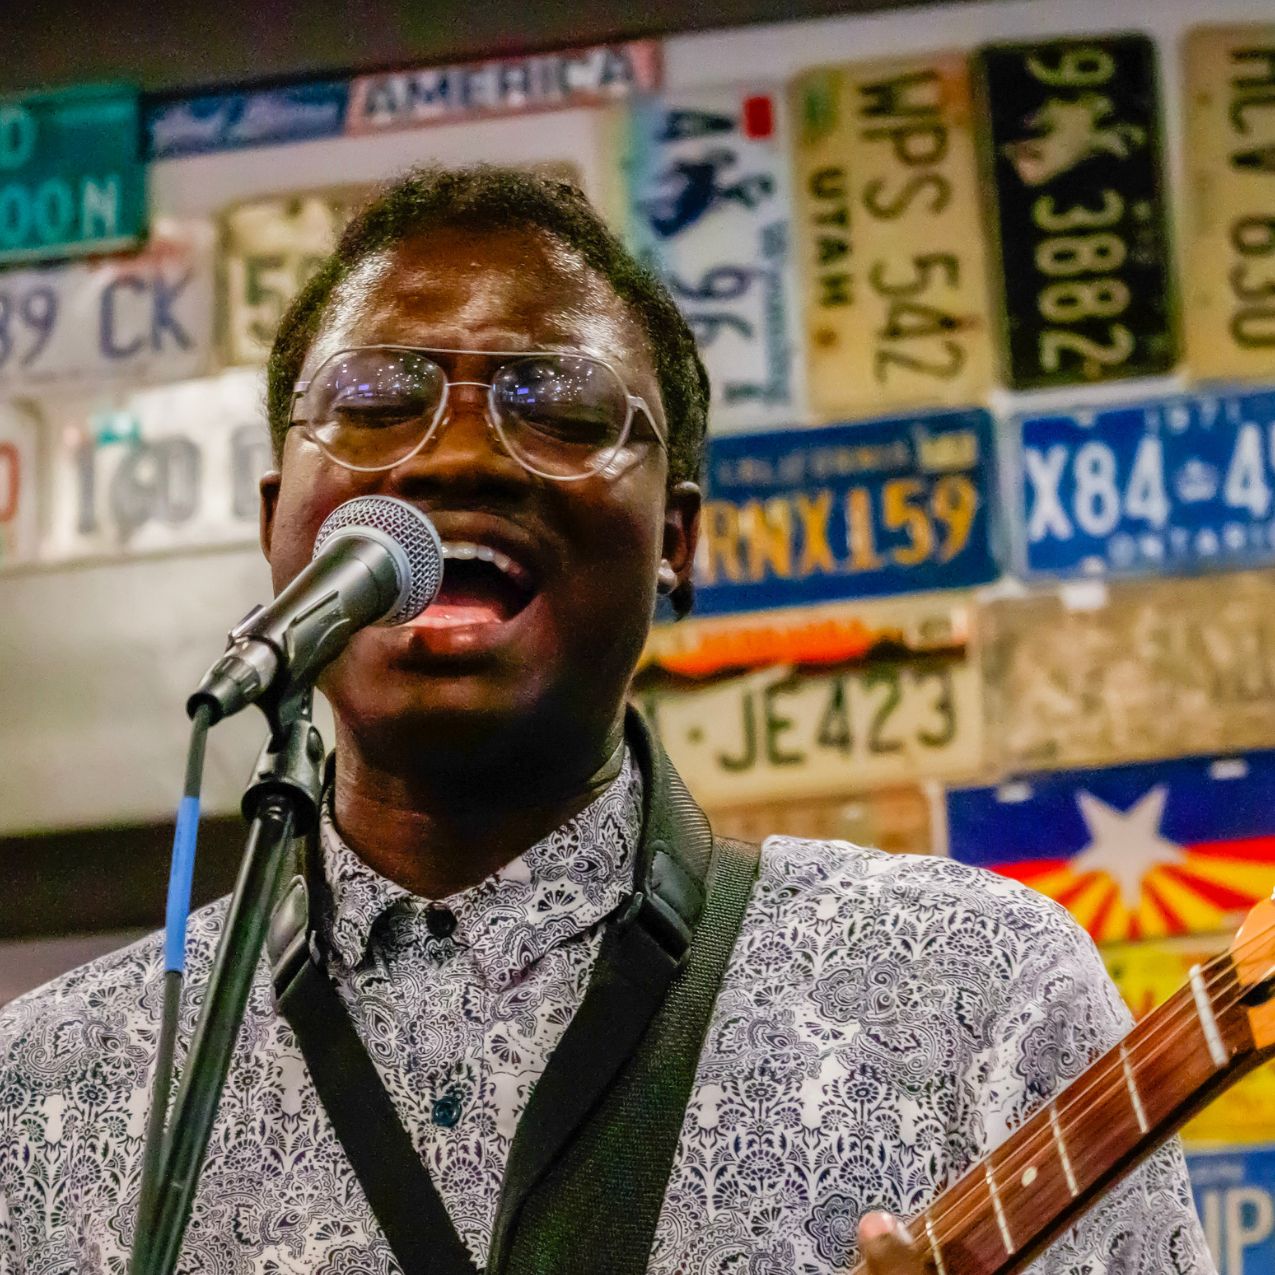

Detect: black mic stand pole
135,687,324,1275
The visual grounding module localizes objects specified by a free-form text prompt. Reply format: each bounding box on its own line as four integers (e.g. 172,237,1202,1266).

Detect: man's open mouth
413,541,538,628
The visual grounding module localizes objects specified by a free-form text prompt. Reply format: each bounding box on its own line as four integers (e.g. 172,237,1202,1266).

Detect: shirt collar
318,747,643,988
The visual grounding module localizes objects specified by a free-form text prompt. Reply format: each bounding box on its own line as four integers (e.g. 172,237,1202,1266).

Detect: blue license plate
693,409,999,616
1187,1145,1275,1274
1015,386,1275,579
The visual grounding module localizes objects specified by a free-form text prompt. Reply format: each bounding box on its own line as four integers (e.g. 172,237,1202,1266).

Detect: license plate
636,652,982,807
1188,1145,1275,1272
977,34,1177,387
984,571,1275,772
946,752,1275,943
1016,386,1275,579
220,187,368,365
790,53,994,417
42,369,272,561
642,592,969,679
623,87,803,432
1105,935,1275,1148
0,404,39,567
1183,25,1275,380
705,786,935,855
0,219,214,394
695,407,997,616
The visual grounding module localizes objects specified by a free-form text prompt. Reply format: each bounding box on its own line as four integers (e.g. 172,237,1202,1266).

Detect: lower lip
385,591,542,661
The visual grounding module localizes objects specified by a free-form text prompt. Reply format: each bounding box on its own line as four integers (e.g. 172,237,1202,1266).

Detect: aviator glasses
289,345,668,482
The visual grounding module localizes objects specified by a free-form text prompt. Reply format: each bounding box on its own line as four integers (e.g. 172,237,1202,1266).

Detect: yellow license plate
1184,25,1275,380
637,652,982,807
706,786,935,855
982,572,1275,773
220,186,368,366
790,52,994,418
1105,933,1275,1145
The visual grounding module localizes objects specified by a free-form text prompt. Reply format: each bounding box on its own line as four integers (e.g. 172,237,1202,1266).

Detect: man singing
0,167,1214,1274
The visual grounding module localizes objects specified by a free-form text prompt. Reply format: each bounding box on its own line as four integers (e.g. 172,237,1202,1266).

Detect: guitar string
904,917,1275,1257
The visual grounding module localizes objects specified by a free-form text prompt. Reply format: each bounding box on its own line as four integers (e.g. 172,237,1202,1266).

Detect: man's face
259,225,699,776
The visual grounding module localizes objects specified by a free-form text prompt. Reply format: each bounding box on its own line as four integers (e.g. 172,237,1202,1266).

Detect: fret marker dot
1021,1166,1038,1188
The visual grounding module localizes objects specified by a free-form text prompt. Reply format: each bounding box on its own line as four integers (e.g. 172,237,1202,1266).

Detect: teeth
442,540,530,585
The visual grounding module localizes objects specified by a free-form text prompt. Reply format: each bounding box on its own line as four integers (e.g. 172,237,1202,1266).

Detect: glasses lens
491,354,629,477
299,349,445,468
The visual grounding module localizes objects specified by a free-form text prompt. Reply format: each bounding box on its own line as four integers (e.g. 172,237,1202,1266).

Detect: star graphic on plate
1069,786,1187,905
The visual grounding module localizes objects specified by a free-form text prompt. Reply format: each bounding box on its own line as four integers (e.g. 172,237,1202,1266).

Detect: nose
384,382,530,503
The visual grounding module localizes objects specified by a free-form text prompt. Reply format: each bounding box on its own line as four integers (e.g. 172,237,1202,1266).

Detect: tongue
414,564,525,628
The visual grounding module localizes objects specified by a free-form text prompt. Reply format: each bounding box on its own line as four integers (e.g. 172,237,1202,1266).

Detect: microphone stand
135,687,325,1275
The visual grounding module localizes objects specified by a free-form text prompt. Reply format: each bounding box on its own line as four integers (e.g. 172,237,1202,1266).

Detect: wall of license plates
0,0,1273,1260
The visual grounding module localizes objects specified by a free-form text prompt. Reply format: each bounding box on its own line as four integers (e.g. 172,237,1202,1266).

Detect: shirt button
425,906,457,939
431,1095,462,1128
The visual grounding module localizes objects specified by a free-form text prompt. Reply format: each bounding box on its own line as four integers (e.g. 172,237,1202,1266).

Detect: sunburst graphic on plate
994,784,1275,944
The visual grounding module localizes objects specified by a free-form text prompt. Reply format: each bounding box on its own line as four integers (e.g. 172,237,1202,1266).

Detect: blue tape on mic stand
164,795,201,974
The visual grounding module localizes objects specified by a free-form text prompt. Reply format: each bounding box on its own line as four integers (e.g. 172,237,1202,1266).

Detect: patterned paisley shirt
0,749,1215,1275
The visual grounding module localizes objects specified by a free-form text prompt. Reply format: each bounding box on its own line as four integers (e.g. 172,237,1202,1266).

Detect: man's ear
259,470,281,559
662,481,701,584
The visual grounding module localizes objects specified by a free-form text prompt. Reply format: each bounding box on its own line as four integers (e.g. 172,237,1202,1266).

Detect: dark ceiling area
3,0,991,95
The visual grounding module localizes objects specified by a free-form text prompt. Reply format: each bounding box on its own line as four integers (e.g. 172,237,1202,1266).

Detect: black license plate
977,34,1177,388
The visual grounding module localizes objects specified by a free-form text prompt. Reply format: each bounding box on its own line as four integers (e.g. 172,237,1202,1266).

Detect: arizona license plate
694,407,997,615
946,752,1275,943
0,404,39,567
42,369,273,561
705,786,936,856
623,87,803,432
1016,386,1275,579
977,34,1177,387
0,219,214,394
220,186,368,365
1105,935,1275,1147
1183,25,1275,380
790,53,993,417
637,652,982,807
983,571,1275,773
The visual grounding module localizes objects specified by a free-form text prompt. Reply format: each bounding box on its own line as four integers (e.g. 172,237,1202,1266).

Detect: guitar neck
852,952,1263,1275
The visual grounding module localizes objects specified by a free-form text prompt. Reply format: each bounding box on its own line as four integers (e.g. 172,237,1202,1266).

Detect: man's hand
858,1212,925,1274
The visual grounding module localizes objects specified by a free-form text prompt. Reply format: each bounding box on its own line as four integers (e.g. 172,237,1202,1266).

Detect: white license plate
220,187,368,365
983,571,1275,772
638,655,982,807
705,786,935,855
0,219,214,394
1183,24,1275,380
623,86,804,433
0,403,39,566
790,52,994,417
42,369,272,562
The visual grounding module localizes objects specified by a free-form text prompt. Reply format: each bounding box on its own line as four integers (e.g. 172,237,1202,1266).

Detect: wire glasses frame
288,344,669,482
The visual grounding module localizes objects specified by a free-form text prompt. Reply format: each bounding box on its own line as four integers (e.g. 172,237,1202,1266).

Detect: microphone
188,496,444,724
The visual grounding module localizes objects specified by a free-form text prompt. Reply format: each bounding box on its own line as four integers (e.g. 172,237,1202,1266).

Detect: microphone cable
131,701,212,1275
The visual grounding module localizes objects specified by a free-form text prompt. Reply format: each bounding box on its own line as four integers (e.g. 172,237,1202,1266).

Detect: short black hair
266,164,710,487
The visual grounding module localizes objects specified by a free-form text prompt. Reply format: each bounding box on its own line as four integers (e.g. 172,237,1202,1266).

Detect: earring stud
656,561,678,594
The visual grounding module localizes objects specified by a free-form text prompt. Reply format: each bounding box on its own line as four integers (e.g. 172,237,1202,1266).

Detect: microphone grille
312,496,444,625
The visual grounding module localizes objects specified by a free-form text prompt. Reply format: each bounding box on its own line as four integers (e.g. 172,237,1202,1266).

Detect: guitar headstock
1231,893,1275,1052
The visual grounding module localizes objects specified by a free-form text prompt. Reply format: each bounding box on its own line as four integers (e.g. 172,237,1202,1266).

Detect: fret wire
1189,963,1229,1068
1049,1104,1078,1196
1119,1042,1149,1135
984,1162,1013,1253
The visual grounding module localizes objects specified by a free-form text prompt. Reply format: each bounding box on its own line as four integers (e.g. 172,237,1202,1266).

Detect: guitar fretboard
850,954,1254,1275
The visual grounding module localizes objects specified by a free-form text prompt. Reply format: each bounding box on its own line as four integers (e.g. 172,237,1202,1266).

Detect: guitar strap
267,707,760,1275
